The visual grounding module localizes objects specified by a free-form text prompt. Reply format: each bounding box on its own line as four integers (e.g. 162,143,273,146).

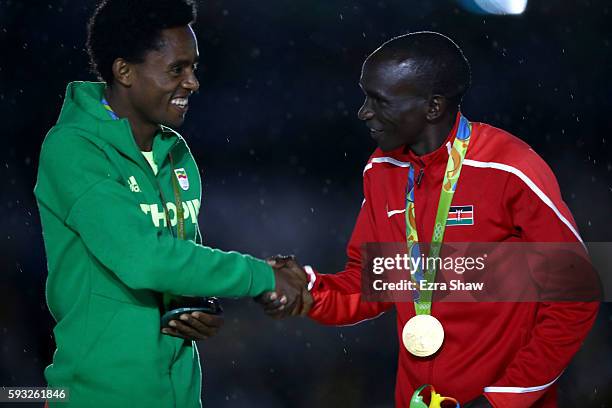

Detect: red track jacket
306,115,598,407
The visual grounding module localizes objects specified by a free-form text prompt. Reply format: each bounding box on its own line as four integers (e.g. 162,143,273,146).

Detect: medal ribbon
168,154,185,240
101,97,119,120
405,114,472,316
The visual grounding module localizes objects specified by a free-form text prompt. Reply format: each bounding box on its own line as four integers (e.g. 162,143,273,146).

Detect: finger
263,301,286,313
179,314,219,337
263,300,290,317
262,300,284,311
168,319,207,340
264,303,285,313
290,291,303,317
191,312,225,328
282,293,300,316
272,254,294,261
258,292,278,305
267,254,289,266
300,290,314,316
268,254,295,268
161,327,187,339
263,292,285,309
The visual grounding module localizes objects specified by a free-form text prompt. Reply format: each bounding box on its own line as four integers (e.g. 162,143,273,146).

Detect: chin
162,118,185,130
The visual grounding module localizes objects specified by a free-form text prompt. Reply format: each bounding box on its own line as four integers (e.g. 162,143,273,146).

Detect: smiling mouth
369,128,384,139
170,97,189,112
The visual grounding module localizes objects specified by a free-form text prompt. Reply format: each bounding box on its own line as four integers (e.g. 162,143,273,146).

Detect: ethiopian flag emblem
447,205,473,226
174,168,190,191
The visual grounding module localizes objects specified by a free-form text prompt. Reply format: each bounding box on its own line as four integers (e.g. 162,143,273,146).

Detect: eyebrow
362,87,386,100
170,56,199,66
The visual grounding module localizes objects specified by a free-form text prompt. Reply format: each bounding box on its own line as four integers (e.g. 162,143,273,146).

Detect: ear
111,58,134,87
426,94,448,121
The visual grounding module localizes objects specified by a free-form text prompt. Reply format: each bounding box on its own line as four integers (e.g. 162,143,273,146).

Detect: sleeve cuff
247,258,276,296
303,265,317,291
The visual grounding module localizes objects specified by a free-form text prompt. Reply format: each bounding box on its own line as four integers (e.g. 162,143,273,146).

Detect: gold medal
402,314,444,357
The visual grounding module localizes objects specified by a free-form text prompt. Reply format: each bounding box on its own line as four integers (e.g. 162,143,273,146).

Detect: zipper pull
416,168,424,185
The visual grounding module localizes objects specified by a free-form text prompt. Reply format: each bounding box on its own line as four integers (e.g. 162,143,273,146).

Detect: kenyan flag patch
174,168,190,191
447,205,474,226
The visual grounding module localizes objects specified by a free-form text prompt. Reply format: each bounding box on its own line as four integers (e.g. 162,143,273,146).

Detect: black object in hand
161,297,223,328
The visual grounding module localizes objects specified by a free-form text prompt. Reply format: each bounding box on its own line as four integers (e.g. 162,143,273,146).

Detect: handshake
255,255,313,318
162,255,312,341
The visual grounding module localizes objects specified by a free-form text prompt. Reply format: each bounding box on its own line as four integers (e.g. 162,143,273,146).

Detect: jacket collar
402,111,462,167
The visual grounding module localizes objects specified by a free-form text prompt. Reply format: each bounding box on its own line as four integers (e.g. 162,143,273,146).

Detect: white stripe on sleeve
463,159,582,243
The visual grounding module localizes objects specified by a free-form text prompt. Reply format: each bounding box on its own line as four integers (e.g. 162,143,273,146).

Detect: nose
357,98,374,121
183,71,199,93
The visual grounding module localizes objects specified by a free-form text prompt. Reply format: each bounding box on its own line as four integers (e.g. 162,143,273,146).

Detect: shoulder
35,125,119,216
468,122,534,162
466,121,557,185
363,146,410,176
40,125,107,166
38,124,118,188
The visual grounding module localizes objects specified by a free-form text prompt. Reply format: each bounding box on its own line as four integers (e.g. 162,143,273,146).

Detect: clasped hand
255,255,313,318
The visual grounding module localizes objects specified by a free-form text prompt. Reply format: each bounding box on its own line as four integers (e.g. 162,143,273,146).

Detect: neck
104,86,156,151
410,113,456,156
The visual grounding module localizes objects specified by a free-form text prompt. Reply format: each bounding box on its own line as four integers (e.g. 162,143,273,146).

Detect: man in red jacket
258,31,598,407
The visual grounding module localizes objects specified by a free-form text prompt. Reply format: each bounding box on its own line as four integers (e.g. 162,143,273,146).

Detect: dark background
1,0,611,406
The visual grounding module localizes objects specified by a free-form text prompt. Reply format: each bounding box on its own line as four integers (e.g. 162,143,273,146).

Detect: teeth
171,98,188,108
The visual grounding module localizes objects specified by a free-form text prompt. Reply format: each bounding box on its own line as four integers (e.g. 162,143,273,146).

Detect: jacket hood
57,81,179,167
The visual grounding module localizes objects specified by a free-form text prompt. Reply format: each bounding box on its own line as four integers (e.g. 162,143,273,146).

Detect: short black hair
374,31,471,108
86,0,197,84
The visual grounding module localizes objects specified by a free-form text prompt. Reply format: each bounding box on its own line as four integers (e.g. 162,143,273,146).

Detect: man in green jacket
34,0,305,406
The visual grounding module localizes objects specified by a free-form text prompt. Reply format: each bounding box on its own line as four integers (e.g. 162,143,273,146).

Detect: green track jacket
34,81,275,407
